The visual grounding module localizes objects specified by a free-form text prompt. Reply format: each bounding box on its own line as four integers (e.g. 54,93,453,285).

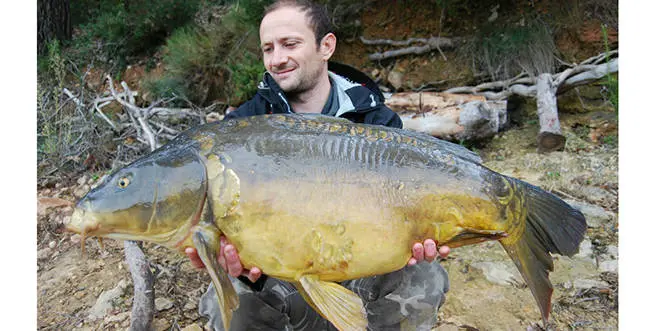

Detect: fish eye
117,176,131,189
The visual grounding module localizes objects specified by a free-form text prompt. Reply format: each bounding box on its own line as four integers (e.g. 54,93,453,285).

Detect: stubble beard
280,62,324,97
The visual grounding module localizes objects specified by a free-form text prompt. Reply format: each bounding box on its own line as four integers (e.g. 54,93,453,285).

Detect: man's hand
185,236,262,283
407,239,450,266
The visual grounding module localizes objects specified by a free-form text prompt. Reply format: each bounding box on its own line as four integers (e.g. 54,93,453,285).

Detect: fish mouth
66,208,104,255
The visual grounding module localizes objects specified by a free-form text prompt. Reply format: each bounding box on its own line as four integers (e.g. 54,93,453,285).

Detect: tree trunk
37,0,72,55
535,73,566,153
385,92,507,141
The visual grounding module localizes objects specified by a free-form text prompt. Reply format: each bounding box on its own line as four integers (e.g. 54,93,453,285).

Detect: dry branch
442,50,618,152
361,36,455,61
444,51,618,100
124,241,155,331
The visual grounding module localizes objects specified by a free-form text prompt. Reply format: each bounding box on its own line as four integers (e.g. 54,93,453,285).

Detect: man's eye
262,46,272,53
284,42,297,48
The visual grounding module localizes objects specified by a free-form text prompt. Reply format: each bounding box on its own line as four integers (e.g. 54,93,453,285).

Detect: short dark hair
263,0,332,47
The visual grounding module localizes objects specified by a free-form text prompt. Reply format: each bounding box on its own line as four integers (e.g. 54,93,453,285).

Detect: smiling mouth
273,68,295,77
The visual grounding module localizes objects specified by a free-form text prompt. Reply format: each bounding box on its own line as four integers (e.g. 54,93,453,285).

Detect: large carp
68,114,586,330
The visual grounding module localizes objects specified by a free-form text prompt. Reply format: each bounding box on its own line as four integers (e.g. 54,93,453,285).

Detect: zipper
278,92,292,113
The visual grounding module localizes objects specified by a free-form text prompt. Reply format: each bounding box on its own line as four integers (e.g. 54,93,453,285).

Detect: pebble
155,297,174,311
49,241,57,249
571,278,609,290
598,260,618,273
471,261,523,286
103,311,130,324
605,245,618,259
87,279,128,320
575,239,595,264
153,318,171,331
37,248,52,260
77,175,89,187
183,300,197,311
181,324,204,331
387,71,404,90
71,234,82,244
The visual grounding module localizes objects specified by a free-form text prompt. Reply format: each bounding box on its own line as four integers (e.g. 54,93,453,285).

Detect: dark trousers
199,262,449,331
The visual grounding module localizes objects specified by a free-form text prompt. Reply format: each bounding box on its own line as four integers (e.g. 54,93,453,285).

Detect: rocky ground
36,108,618,331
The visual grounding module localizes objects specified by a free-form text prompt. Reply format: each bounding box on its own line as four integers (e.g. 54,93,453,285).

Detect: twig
93,100,119,132
62,88,84,108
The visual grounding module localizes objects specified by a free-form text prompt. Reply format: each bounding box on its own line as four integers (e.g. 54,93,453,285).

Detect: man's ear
319,33,336,61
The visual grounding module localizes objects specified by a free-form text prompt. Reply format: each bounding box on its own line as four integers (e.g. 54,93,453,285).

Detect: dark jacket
228,63,401,291
225,62,402,129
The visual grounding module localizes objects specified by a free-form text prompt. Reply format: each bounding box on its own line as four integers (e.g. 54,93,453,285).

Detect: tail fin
500,179,586,325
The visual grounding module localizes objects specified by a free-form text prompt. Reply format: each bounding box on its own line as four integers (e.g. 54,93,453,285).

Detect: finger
412,242,424,262
438,245,450,259
224,244,243,277
247,267,262,283
184,247,205,269
423,239,437,262
407,257,418,266
218,237,228,271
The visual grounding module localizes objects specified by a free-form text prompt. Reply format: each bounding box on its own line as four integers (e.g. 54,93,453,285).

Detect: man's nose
270,46,287,67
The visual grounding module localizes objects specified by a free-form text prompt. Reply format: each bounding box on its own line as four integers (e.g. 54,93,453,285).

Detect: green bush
144,1,266,106
461,19,558,81
38,40,74,165
69,0,201,72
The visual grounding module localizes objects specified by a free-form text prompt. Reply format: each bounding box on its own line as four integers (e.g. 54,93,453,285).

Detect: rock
37,247,52,260
87,279,129,320
566,200,615,227
599,260,618,273
183,300,197,311
387,70,404,90
605,245,618,259
155,297,174,311
77,175,89,187
181,324,204,331
73,187,88,199
571,278,609,290
206,112,224,123
435,324,460,331
71,234,82,244
471,261,523,286
48,240,57,249
575,239,594,260
103,311,130,324
153,318,171,331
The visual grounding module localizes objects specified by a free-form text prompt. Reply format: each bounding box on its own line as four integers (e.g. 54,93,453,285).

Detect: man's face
259,7,331,94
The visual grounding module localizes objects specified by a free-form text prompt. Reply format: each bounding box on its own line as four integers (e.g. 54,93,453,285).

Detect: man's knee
361,262,449,330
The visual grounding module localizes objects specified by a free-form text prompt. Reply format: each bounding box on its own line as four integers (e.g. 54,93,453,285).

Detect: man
185,1,451,329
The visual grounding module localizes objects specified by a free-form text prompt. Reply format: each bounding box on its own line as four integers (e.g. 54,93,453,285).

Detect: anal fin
192,224,239,331
298,275,367,331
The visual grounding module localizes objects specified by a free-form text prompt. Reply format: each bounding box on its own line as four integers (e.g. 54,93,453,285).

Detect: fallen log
385,92,507,141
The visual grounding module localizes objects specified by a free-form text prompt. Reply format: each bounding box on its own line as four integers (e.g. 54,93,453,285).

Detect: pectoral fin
192,224,239,331
298,275,367,331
